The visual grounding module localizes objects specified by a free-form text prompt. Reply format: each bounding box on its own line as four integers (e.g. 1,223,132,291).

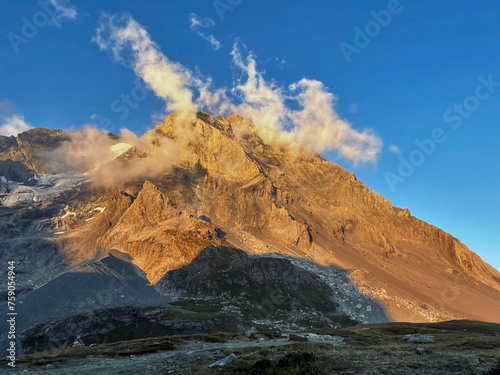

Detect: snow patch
110,142,133,158
0,172,86,207
61,205,76,219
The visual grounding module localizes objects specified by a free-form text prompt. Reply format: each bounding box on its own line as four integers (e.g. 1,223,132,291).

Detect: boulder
403,334,434,343
208,353,237,367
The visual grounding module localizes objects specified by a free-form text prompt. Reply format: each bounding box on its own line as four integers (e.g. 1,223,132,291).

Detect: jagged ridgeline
1,112,500,352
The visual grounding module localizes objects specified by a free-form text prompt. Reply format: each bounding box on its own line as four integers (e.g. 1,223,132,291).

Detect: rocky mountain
1,112,500,352
156,246,367,325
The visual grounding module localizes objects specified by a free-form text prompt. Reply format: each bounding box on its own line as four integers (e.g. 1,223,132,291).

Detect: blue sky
0,0,498,270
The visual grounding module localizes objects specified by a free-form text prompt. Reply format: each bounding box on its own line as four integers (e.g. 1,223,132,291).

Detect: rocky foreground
13,320,500,374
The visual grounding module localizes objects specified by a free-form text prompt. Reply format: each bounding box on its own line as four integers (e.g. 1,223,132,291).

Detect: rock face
156,246,361,326
19,305,241,354
97,181,225,283
1,111,500,334
0,128,67,175
0,250,170,353
57,180,226,283
17,250,169,329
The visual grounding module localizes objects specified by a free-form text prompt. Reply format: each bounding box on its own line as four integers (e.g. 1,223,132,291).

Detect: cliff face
0,128,66,176
155,246,362,326
1,112,500,324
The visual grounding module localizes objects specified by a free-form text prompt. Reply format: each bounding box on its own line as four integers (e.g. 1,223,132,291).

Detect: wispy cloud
93,13,382,164
388,144,401,154
48,0,77,21
189,13,221,50
45,125,181,188
230,42,382,162
0,114,33,136
93,13,198,129
230,44,286,138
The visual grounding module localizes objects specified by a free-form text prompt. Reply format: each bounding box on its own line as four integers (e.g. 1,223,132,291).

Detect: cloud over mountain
0,114,32,136
93,13,382,163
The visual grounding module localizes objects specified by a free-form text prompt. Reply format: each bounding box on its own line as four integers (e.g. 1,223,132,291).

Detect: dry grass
15,320,500,374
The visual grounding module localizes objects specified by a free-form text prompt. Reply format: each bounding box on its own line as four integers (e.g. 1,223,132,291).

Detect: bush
254,358,272,370
486,362,500,375
277,352,316,368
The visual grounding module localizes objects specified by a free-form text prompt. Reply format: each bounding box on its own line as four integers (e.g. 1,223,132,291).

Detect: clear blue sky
0,1,498,270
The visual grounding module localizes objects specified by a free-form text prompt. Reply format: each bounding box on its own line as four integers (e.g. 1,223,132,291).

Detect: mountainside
1,112,500,352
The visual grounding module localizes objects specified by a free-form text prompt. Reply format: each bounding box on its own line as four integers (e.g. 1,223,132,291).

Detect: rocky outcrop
0,128,66,175
20,305,242,354
0,160,35,184
97,180,225,283
156,246,358,327
0,176,6,193
0,250,170,354
13,250,168,331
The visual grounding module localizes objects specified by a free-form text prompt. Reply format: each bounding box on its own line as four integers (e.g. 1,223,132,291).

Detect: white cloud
93,14,383,164
0,114,33,136
45,125,181,188
189,13,221,50
90,113,97,119
48,0,77,21
93,13,198,128
230,43,382,163
230,43,287,139
389,144,401,154
289,79,382,162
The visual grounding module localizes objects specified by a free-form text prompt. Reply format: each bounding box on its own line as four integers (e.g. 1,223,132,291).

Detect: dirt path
12,336,296,374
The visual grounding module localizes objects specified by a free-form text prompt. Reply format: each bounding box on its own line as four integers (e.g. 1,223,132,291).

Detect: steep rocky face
0,128,67,175
96,181,225,283
35,178,226,283
1,113,500,325
157,247,347,319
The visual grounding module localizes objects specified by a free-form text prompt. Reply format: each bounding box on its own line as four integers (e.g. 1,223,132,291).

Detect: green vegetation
18,337,178,367
15,320,500,374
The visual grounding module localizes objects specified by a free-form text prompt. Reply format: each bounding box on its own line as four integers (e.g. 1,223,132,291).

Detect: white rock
208,353,237,367
403,334,434,343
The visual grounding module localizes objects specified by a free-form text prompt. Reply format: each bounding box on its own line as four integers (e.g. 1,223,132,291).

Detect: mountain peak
142,179,159,192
